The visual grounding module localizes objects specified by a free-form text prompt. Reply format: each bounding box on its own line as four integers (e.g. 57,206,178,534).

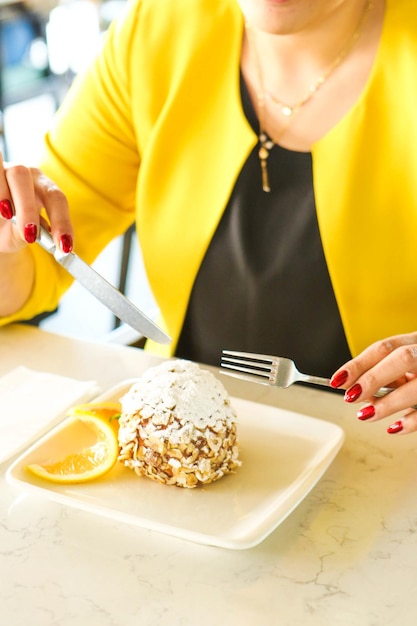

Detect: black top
176,75,351,377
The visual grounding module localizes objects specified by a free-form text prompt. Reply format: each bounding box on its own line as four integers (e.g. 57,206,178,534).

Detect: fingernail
387,420,403,434
24,222,37,244
0,199,13,220
330,370,349,389
357,405,375,420
60,234,73,254
345,383,362,403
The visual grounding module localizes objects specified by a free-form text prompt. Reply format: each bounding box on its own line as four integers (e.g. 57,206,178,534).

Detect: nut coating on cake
118,360,241,488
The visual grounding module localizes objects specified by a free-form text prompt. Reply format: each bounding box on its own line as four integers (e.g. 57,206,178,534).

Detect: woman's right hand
0,153,74,254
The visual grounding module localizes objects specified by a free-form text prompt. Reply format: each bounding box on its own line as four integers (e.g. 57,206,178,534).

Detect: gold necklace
247,0,374,192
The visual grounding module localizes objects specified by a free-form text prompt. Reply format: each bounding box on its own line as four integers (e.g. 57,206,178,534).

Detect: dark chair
114,223,136,328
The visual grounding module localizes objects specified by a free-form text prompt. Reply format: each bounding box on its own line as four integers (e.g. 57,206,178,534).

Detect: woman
0,0,417,434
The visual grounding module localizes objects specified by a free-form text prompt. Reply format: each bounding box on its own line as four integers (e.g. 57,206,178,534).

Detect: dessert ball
118,359,241,488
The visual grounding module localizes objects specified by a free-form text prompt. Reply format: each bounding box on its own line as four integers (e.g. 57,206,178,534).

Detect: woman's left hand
330,332,417,434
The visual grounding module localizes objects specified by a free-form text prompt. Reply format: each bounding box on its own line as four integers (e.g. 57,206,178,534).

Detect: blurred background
0,0,157,341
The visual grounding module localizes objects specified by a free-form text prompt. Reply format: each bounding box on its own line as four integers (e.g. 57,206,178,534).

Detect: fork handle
299,376,395,398
299,374,331,387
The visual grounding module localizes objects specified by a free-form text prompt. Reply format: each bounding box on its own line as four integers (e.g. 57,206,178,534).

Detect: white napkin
0,366,101,465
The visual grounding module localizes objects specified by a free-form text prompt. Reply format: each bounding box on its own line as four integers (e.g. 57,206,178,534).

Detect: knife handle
10,216,57,255
37,224,56,254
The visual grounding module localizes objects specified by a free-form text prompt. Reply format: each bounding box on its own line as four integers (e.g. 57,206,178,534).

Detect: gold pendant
258,145,270,193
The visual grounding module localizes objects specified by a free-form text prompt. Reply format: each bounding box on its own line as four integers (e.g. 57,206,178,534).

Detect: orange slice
67,401,122,434
26,414,119,484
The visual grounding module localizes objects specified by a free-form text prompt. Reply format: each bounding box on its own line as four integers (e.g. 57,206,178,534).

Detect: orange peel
26,414,119,484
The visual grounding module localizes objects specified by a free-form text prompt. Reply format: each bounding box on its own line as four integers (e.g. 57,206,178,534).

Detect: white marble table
0,324,416,626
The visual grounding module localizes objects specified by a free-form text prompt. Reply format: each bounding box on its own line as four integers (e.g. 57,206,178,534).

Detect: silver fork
220,350,392,397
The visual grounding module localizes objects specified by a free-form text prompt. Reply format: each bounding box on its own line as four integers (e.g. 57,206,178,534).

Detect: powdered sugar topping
120,359,237,436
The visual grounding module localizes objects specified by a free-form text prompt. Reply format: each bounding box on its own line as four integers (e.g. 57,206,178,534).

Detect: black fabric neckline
175,73,351,375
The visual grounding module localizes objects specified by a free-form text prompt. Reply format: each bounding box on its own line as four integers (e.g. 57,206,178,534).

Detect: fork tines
220,350,278,382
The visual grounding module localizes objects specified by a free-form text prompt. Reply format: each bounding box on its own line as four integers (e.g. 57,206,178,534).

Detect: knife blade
13,218,171,345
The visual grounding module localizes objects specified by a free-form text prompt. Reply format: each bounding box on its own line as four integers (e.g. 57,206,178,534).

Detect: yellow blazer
3,0,417,360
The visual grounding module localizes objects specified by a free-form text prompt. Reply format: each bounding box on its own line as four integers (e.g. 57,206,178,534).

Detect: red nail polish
387,420,403,434
60,234,73,254
24,222,37,244
357,405,375,420
0,199,13,220
330,370,349,389
344,383,362,403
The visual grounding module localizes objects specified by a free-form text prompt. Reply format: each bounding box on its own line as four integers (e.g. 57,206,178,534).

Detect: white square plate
6,380,344,549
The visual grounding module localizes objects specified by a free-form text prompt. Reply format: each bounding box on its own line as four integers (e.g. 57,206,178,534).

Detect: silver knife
12,218,171,345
